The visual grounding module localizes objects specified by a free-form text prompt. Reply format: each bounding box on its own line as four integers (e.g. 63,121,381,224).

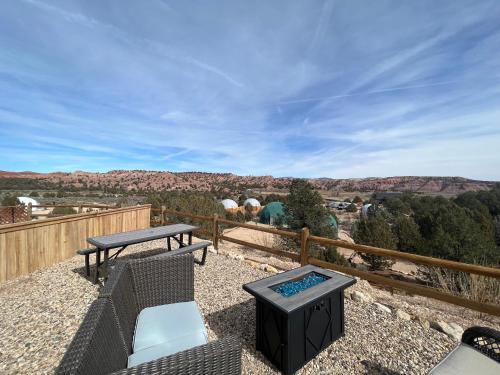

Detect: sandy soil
222,224,418,274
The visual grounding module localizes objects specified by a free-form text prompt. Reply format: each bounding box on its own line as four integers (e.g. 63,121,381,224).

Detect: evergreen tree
1,194,19,206
283,179,345,264
346,203,357,212
284,179,336,238
353,215,397,270
392,215,422,253
352,196,363,204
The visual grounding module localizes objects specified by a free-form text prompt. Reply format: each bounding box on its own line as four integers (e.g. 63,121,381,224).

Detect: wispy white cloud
1,0,500,179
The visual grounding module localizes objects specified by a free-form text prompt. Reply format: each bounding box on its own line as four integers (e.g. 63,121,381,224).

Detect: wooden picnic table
87,224,198,283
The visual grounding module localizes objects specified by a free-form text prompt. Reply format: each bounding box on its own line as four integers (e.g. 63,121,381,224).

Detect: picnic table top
87,224,198,249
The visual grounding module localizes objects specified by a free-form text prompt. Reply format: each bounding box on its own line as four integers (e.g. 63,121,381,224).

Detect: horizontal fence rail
150,207,500,316
308,258,500,316
32,204,113,209
217,217,299,238
308,235,500,279
219,235,300,262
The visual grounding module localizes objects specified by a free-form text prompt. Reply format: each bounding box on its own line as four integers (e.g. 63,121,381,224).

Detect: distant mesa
243,198,261,207
221,199,238,209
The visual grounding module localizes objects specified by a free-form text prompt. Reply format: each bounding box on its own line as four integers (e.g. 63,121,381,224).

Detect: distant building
361,203,375,219
329,201,351,210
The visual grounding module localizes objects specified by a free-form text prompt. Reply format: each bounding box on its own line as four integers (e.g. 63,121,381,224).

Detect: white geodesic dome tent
18,197,43,211
243,198,261,207
221,199,238,209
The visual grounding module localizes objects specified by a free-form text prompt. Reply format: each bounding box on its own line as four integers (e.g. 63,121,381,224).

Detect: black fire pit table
243,265,356,374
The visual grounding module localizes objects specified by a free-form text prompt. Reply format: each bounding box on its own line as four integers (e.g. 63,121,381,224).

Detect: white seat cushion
133,301,208,353
128,330,208,368
429,343,499,375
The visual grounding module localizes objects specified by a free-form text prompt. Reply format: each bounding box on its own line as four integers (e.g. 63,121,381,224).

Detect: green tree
244,204,254,222
29,191,39,197
353,215,397,270
410,196,498,264
145,190,227,237
1,194,20,206
352,196,363,204
284,179,336,238
235,211,245,223
346,203,357,212
237,194,247,207
262,193,288,206
284,180,345,264
392,215,422,253
50,206,77,216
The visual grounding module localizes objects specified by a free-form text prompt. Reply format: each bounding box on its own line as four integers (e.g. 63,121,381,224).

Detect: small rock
265,265,278,273
356,279,374,291
448,322,464,340
350,291,374,303
374,302,391,314
245,260,260,269
430,321,463,341
395,309,411,321
208,246,217,254
259,263,278,273
414,315,430,329
227,252,244,261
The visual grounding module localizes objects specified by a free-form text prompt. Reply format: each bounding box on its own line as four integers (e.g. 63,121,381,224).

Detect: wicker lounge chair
56,254,241,374
429,326,499,374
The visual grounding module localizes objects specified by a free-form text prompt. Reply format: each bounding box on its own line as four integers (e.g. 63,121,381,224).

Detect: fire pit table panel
243,265,356,375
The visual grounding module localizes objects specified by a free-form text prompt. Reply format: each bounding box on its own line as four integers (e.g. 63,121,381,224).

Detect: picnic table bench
84,224,203,283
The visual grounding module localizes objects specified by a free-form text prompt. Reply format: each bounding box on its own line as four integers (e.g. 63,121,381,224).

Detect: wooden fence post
27,203,32,221
213,214,219,250
160,205,166,226
78,205,83,214
300,227,310,266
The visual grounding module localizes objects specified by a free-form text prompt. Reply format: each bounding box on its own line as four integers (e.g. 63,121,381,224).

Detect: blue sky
1,0,500,180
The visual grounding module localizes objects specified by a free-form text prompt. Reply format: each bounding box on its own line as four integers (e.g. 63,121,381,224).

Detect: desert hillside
0,170,496,195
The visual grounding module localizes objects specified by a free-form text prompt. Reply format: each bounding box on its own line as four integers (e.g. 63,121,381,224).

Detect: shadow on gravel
205,299,256,351
205,299,281,371
361,360,402,375
71,247,169,283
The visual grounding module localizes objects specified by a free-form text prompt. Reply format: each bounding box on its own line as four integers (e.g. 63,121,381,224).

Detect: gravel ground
0,239,482,375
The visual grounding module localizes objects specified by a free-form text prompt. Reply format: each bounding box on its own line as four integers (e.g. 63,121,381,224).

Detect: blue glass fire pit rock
273,272,329,298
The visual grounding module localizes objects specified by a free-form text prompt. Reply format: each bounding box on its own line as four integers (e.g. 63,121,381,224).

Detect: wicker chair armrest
129,254,195,310
462,326,500,363
111,335,242,375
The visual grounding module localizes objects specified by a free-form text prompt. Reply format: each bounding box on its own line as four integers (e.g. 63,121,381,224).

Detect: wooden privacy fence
0,205,151,283
152,207,500,316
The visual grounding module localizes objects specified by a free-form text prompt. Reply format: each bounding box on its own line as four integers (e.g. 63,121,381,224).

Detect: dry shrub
420,266,500,306
254,230,279,249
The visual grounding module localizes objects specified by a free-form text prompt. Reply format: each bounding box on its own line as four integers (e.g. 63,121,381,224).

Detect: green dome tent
329,215,338,229
259,202,285,225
